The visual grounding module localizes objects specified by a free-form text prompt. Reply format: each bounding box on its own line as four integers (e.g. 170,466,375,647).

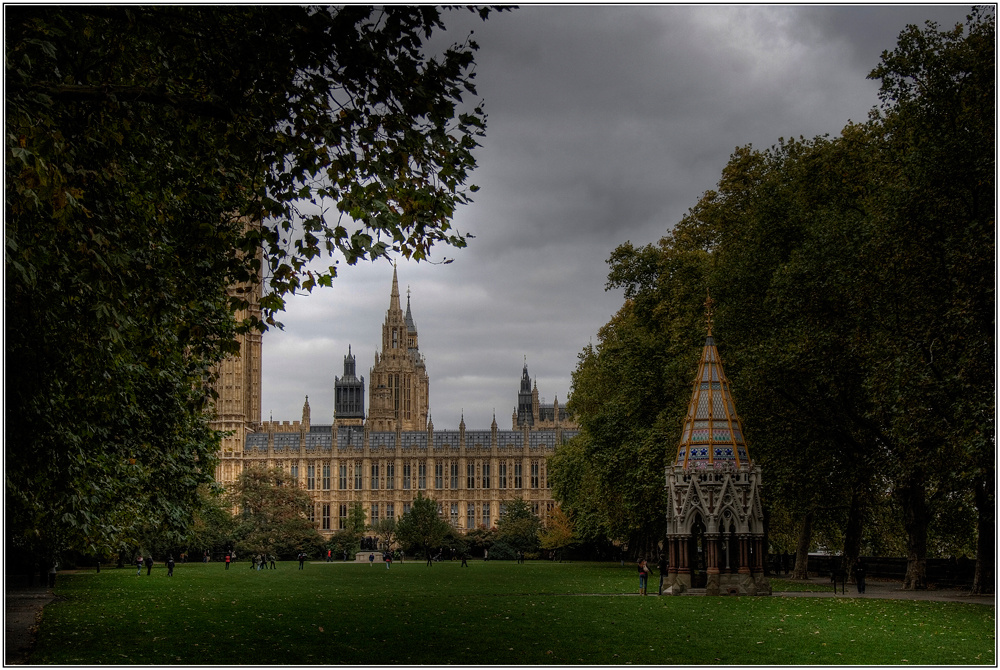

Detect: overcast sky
261,4,973,430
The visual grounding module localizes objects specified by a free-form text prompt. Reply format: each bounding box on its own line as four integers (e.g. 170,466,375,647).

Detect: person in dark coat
657,554,668,595
166,555,175,577
855,558,867,594
145,555,153,575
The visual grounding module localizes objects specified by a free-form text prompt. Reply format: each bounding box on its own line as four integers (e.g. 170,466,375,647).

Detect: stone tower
334,345,365,426
366,267,429,431
209,258,262,482
662,294,770,596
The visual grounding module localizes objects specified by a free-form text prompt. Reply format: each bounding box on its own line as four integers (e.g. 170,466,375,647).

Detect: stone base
665,572,771,596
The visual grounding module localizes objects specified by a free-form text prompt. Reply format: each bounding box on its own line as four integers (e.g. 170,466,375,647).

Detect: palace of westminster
211,268,579,538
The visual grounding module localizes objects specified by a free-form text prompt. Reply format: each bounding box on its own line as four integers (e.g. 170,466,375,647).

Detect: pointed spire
704,290,715,337
675,316,750,470
389,264,401,312
404,284,417,333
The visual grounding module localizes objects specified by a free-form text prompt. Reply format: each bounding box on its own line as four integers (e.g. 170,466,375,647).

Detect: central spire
675,296,750,469
389,264,401,312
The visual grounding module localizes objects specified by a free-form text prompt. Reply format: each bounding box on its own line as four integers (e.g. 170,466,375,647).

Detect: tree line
550,9,993,593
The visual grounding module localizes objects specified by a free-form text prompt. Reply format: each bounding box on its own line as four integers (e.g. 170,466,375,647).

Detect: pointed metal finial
704,290,714,336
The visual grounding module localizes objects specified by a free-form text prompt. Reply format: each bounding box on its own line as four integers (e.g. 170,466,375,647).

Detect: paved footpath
771,577,996,605
5,575,993,664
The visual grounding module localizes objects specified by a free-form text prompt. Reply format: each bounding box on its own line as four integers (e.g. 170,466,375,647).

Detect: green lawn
33,561,994,665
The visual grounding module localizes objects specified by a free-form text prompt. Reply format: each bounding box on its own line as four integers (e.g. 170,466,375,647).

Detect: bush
487,541,516,561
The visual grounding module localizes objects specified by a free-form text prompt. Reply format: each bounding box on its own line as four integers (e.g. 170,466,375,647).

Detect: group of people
134,554,176,577
636,555,669,596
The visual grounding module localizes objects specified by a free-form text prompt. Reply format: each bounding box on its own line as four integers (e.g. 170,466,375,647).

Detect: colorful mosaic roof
674,294,751,469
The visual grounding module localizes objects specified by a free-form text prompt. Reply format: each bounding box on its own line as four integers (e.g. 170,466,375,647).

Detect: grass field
33,560,994,665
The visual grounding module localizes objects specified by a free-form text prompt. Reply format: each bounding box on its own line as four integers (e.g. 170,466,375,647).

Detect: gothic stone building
212,268,578,537
662,296,770,596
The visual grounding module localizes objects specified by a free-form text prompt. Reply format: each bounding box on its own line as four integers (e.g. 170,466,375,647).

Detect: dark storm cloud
262,4,974,430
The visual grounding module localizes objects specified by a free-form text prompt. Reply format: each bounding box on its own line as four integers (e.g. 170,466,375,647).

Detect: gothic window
354,460,363,489
450,503,458,526
531,460,539,488
386,461,395,490
339,464,347,490
467,503,475,529
482,462,491,489
322,504,331,530
392,328,398,348
499,462,507,489
307,464,316,490
322,464,330,490
403,462,412,490
514,463,522,489
418,461,427,489
483,503,491,528
450,461,458,489
371,463,380,490
467,462,475,489
386,503,394,520
338,504,347,530
290,464,299,482
371,504,379,523
435,462,443,489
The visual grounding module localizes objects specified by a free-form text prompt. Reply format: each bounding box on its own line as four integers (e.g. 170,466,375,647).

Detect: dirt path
5,587,55,665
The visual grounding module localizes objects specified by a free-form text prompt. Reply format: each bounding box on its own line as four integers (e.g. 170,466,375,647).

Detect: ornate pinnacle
704,291,715,336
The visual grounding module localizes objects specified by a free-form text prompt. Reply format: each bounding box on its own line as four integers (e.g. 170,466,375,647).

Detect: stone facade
211,268,578,536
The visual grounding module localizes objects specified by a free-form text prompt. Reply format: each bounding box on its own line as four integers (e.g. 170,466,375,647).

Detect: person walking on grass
298,552,306,570
855,558,867,594
638,557,650,596
657,554,668,595
145,555,153,575
225,552,231,570
136,555,143,576
167,555,175,577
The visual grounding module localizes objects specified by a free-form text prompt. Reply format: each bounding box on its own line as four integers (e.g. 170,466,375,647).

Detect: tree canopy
553,8,994,591
395,492,450,561
6,6,491,564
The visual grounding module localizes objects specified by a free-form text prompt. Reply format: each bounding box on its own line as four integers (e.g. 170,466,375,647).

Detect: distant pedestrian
657,554,668,595
203,550,209,563
327,549,332,563
136,555,143,576
855,559,867,594
48,561,58,588
225,552,231,570
461,552,469,568
638,557,650,596
298,553,305,570
167,555,175,577
145,555,153,575
369,553,374,567
269,554,276,569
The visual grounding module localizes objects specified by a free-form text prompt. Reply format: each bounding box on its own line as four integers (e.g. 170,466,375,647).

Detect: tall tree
396,492,449,563
228,467,324,558
864,7,994,590
6,6,491,564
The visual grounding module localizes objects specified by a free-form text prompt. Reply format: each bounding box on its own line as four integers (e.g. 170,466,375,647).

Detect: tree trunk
898,480,928,590
972,474,994,594
842,489,865,583
792,511,812,580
